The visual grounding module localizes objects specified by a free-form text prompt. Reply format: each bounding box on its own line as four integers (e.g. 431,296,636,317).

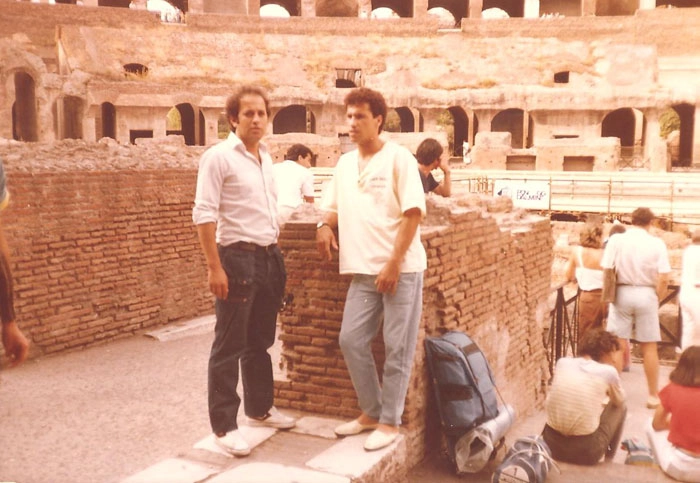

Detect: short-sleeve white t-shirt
320,141,427,275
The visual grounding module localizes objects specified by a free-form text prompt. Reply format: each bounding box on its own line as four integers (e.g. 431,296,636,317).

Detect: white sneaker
246,406,296,429
214,429,250,457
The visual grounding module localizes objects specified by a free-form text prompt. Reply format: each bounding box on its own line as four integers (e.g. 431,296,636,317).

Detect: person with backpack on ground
542,329,626,465
647,345,700,482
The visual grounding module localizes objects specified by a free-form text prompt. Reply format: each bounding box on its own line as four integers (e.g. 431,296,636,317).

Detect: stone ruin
1,0,699,172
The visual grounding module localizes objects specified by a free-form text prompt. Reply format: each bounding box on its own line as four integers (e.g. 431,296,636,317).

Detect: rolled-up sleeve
192,150,222,226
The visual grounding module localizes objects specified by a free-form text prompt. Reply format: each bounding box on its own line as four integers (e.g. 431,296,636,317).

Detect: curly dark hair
225,85,270,123
416,138,444,166
670,346,700,387
344,87,388,133
577,329,620,362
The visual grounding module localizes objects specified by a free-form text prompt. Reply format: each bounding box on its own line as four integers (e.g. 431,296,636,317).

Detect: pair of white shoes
334,418,399,451
214,406,296,457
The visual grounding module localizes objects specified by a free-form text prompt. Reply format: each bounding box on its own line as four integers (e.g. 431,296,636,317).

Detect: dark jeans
542,402,627,465
208,244,286,435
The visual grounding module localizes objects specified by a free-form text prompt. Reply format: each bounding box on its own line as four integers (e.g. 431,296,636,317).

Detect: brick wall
0,139,211,355
275,199,553,463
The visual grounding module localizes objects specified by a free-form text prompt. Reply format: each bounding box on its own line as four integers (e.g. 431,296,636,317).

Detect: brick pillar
469,0,483,18
581,0,596,15
413,0,429,19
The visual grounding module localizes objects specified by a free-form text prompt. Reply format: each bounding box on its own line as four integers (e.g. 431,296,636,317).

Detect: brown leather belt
227,241,277,254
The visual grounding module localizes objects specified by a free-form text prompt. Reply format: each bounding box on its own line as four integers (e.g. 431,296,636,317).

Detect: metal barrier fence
545,283,682,378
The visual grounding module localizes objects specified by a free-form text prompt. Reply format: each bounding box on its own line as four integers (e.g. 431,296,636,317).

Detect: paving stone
209,462,350,483
144,315,215,342
193,426,277,457
306,433,404,479
291,415,346,440
119,458,218,483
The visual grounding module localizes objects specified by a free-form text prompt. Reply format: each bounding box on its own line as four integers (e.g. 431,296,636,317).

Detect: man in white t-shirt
601,207,671,409
273,144,315,225
316,87,426,452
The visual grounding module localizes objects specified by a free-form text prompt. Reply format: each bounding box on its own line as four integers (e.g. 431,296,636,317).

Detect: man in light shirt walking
192,85,295,458
601,207,671,409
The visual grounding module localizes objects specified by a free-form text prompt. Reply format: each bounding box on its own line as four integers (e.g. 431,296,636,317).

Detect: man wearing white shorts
601,207,670,409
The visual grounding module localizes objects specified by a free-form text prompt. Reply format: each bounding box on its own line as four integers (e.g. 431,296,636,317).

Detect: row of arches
260,0,700,26
8,70,695,167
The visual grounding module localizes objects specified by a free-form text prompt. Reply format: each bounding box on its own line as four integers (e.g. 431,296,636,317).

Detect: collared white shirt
192,133,279,246
272,160,314,209
601,226,671,286
320,141,427,275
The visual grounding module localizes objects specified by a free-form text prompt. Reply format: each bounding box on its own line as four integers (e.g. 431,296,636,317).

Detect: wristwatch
316,221,330,230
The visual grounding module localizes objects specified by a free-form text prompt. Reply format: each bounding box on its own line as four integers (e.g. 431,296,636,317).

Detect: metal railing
545,283,681,378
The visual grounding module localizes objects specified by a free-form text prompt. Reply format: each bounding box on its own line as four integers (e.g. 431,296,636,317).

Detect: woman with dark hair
647,346,700,482
542,329,626,465
566,223,605,342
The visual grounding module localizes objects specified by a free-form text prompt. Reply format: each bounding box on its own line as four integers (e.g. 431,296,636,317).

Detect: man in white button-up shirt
193,85,295,457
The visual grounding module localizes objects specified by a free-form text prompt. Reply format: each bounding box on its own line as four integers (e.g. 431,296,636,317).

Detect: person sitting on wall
272,143,315,226
647,346,700,482
566,223,606,344
542,329,626,465
415,138,451,197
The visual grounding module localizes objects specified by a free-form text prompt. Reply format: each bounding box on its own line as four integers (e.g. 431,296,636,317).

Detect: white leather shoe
214,429,251,457
247,406,296,429
334,418,379,437
363,429,398,451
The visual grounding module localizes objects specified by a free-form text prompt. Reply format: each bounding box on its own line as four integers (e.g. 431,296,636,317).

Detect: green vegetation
660,108,680,138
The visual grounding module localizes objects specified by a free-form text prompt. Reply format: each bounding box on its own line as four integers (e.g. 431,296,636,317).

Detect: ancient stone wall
275,196,552,463
0,138,210,355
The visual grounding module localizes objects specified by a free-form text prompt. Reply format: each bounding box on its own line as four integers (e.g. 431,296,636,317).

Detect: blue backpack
425,331,500,438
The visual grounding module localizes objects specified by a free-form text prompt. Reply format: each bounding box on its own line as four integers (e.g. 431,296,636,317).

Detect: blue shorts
606,286,660,342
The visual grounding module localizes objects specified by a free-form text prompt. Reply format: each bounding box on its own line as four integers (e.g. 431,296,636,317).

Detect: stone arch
602,107,646,166
100,102,116,140
273,105,316,134
428,0,465,25
316,0,358,17
166,103,196,145
492,108,531,148
261,0,296,16
12,71,39,142
662,103,695,167
372,0,411,17
483,0,523,18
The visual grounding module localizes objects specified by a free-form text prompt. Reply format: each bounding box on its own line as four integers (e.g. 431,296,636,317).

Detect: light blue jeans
339,272,423,426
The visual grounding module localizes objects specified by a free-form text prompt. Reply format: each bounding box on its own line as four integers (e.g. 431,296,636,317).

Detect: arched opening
336,68,362,88
100,102,116,140
395,107,416,132
12,71,38,142
99,0,130,7
260,2,293,16
661,104,695,167
273,105,316,134
316,0,357,16
492,108,531,149
199,109,206,146
428,5,460,26
602,107,646,167
123,63,149,78
444,107,469,157
483,0,523,18
166,103,195,145
371,4,406,18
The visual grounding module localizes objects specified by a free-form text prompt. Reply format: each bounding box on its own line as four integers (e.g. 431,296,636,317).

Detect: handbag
601,268,617,304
